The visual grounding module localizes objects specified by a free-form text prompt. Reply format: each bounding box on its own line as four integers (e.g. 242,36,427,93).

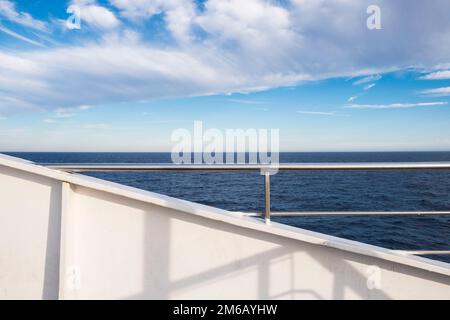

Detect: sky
0,0,450,152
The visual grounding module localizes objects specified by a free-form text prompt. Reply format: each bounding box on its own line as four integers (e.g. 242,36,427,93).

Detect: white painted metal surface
0,154,449,299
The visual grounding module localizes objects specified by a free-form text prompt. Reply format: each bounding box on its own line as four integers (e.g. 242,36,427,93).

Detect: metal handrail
44,161,450,218
45,162,450,172
44,161,450,256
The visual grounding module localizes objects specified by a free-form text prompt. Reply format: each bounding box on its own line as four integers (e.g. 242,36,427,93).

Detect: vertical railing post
264,170,271,224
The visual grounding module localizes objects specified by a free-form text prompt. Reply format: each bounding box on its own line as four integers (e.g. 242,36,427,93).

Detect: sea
6,151,450,263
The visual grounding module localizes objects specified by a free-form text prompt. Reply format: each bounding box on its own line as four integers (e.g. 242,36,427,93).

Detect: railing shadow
120,197,398,299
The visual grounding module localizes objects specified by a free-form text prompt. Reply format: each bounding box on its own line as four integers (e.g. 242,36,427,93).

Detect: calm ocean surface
6,152,450,263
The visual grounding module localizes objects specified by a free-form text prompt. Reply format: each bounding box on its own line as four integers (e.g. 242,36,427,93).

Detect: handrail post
264,171,271,224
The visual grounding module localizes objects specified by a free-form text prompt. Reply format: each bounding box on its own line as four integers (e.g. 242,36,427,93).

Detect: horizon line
2,150,450,153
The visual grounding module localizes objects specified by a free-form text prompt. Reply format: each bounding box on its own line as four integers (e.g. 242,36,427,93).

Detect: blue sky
1,0,450,151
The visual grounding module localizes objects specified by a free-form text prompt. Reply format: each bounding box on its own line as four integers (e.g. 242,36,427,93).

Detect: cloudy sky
0,0,450,151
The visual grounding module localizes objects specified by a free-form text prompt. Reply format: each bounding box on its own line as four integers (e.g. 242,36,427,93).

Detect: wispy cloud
345,102,448,109
347,95,359,102
44,105,93,122
55,105,92,114
420,70,450,80
146,119,189,124
363,83,376,91
353,75,382,86
83,123,110,129
228,99,266,105
0,0,47,31
0,127,27,135
420,87,450,97
347,75,380,102
0,25,45,47
297,110,337,116
54,112,76,119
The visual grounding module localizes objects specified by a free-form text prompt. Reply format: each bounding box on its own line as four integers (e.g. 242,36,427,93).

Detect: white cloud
109,0,166,19
345,102,448,109
420,70,450,80
196,0,293,49
109,0,195,42
2,0,450,113
71,0,120,30
0,40,309,114
347,95,359,102
420,87,450,97
0,0,47,31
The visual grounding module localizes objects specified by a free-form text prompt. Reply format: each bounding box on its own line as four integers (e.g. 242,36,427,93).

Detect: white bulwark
0,153,449,299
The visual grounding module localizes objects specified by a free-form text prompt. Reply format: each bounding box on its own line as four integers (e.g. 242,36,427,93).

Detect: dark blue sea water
6,152,450,263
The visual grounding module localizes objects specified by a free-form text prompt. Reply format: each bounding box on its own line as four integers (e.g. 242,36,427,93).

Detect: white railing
45,162,450,256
